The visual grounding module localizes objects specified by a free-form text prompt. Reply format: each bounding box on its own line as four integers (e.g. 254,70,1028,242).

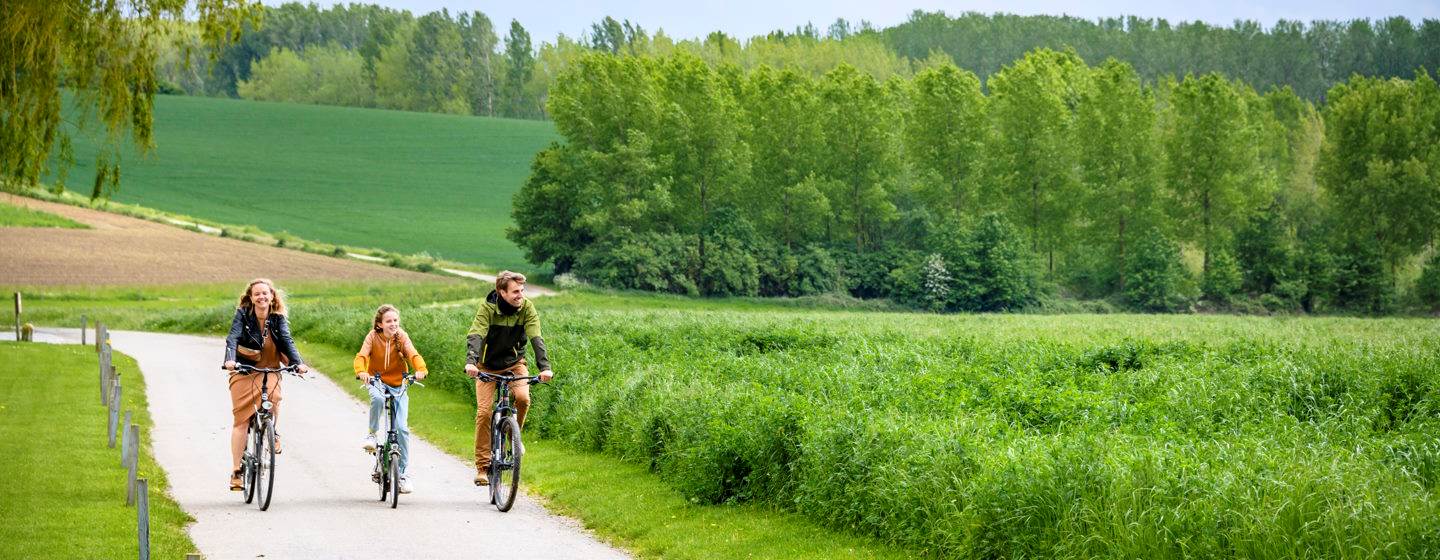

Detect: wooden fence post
12,292,19,339
108,382,121,448
121,411,133,467
137,479,150,560
81,315,87,345
126,425,139,506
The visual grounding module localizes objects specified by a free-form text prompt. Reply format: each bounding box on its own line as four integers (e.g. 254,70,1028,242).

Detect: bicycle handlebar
224,364,304,375
365,373,425,388
472,372,543,385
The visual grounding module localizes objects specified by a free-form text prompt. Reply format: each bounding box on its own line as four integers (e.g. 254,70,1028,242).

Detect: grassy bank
0,200,87,228
0,343,195,558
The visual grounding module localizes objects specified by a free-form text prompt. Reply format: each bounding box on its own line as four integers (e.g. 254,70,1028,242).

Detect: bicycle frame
476,372,539,511
370,374,420,506
227,364,302,511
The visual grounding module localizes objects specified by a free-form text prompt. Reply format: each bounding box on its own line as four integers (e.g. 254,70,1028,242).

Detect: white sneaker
362,434,377,453
399,475,413,494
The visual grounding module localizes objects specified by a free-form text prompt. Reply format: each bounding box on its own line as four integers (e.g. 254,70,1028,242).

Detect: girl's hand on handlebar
224,360,238,371
464,363,479,377
415,370,428,381
296,364,310,374
357,372,372,385
539,370,554,383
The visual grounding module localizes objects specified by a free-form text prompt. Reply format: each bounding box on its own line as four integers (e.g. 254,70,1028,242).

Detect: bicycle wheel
242,422,259,504
492,417,523,512
387,451,400,509
257,420,277,511
374,447,388,501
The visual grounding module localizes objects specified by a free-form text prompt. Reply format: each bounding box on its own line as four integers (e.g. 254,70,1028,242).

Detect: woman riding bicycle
222,278,309,491
354,304,428,494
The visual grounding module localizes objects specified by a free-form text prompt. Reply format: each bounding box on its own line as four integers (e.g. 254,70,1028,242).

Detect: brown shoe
474,470,489,486
273,433,282,455
229,470,244,491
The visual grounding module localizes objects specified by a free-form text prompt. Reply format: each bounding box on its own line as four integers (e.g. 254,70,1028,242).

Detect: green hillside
50,94,558,271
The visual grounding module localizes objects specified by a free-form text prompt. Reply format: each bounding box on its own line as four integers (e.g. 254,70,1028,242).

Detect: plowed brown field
1,194,451,286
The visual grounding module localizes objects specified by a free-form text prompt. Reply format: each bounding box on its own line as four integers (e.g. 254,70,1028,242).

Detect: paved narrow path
38,328,628,560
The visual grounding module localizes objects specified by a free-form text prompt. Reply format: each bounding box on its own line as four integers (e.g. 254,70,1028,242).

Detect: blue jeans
368,382,410,476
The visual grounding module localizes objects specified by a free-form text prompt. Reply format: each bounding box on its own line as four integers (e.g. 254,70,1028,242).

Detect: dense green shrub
1202,249,1242,302
1417,252,1440,312
576,232,699,295
1124,229,1194,312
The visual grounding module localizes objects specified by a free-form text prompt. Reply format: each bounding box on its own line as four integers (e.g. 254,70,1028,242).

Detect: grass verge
0,342,195,558
0,200,88,228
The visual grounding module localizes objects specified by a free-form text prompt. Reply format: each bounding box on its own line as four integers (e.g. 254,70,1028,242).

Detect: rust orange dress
228,323,284,427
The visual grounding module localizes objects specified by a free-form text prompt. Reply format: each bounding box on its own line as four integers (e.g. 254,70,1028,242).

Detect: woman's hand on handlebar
415,370,428,381
539,369,554,383
296,364,310,374
224,360,238,371
464,363,479,378
357,372,372,385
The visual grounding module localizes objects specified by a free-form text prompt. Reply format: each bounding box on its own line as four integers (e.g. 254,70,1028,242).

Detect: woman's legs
367,383,384,434
395,388,411,476
231,421,247,471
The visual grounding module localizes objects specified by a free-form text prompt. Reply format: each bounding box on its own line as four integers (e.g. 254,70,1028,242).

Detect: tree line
509,49,1440,314
884,11,1440,101
150,4,1440,119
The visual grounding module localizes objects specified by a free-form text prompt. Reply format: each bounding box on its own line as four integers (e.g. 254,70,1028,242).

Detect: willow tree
2,0,255,196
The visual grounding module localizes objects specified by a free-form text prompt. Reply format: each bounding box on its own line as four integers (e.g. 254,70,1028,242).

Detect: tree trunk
1202,189,1212,274
1118,215,1127,293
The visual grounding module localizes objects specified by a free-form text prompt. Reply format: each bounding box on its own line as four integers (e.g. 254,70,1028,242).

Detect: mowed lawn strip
298,342,912,559
0,342,195,559
49,94,558,271
0,200,88,228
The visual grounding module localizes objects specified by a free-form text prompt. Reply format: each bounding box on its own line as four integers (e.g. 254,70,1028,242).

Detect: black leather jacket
223,307,304,366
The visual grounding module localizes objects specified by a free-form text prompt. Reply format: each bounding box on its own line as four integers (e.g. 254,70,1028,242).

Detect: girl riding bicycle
223,278,309,491
354,304,428,493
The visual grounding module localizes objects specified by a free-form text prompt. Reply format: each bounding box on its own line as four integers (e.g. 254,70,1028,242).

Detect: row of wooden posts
96,321,156,560
10,295,202,560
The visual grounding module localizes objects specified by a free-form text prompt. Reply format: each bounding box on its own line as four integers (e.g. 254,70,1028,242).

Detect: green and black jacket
466,290,550,372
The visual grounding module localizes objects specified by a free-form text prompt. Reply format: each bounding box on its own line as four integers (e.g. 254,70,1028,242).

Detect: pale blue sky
265,1,1440,44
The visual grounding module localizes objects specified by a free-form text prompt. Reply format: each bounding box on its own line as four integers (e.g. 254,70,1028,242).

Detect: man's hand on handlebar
464,363,479,378
539,369,554,383
224,360,238,371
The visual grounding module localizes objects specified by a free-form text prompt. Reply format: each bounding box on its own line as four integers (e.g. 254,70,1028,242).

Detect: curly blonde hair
372,304,399,333
236,278,287,315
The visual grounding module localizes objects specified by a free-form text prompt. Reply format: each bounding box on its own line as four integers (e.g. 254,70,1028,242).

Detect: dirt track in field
1,194,451,286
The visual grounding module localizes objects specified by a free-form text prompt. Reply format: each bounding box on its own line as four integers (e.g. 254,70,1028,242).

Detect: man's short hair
496,270,527,292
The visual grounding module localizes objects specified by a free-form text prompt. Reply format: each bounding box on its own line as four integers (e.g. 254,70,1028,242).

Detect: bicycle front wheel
257,420,277,511
242,422,259,504
388,452,401,509
492,417,523,512
374,447,388,501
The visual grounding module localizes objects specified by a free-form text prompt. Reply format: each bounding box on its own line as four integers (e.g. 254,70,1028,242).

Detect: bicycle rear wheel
257,419,277,511
492,417,523,512
374,447,388,501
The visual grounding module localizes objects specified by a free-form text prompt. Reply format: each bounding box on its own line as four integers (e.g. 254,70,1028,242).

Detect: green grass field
0,343,195,558
48,95,558,271
10,283,1439,558
0,200,87,228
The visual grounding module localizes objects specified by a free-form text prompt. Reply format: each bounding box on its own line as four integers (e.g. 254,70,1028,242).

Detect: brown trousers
474,360,530,469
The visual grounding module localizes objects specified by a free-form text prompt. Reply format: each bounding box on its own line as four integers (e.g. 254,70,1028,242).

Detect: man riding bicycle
464,271,553,486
